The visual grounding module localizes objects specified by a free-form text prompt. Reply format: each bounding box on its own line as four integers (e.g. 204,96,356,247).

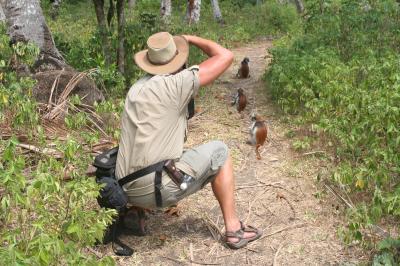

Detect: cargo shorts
128,140,228,209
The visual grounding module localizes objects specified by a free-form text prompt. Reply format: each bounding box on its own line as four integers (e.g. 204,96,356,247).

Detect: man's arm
183,35,234,86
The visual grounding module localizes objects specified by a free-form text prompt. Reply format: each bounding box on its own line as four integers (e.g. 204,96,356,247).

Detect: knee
210,141,229,171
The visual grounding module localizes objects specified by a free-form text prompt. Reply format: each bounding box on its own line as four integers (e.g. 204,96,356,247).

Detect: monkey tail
256,144,262,160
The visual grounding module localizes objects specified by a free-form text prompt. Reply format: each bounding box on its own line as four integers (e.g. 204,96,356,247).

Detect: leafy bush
266,0,400,259
0,25,115,265
0,138,115,265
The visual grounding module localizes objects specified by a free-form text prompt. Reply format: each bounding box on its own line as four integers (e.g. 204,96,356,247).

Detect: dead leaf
164,205,180,217
159,234,167,243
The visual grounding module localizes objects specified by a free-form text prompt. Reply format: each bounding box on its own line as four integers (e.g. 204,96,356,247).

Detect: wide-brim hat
134,32,189,75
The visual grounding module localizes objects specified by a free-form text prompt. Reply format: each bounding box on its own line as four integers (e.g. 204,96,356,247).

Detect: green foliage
266,0,400,257
373,237,400,265
47,0,301,96
0,25,115,265
0,137,115,265
0,25,39,131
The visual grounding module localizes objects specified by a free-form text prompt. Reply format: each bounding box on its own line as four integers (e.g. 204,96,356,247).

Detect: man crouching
115,32,262,249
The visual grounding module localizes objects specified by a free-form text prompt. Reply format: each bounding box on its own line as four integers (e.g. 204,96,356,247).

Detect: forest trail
105,41,367,265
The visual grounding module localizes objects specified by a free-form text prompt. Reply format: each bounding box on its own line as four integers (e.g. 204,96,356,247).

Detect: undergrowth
266,0,400,263
0,25,115,265
47,0,301,92
0,0,300,264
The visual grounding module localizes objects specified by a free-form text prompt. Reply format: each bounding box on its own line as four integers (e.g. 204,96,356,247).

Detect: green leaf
66,223,79,234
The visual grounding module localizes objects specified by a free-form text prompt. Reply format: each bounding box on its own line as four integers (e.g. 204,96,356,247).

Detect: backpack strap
154,169,163,207
118,161,166,186
118,160,166,208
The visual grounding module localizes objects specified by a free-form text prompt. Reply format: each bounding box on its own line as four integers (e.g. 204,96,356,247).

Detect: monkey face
242,57,250,64
250,111,257,121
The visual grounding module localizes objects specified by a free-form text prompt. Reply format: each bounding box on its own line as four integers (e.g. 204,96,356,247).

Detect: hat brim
134,36,189,75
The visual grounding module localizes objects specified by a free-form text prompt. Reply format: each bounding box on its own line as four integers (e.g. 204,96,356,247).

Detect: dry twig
276,192,296,220
245,187,269,224
258,223,307,241
190,243,194,266
204,215,223,241
273,242,285,266
302,150,326,156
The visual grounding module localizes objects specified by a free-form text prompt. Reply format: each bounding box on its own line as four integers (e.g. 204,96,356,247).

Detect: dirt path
104,41,367,265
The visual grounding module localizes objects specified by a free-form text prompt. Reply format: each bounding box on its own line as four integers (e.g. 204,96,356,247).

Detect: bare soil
98,41,369,265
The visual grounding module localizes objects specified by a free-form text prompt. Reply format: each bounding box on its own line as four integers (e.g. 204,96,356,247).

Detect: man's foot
224,221,262,249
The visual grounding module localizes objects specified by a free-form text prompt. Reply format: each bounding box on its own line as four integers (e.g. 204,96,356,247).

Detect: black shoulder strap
118,161,166,187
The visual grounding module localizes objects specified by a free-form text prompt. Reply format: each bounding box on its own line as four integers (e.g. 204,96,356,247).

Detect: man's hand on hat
182,35,194,44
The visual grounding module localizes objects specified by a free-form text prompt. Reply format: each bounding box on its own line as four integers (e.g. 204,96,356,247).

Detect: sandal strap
225,229,244,238
240,221,259,233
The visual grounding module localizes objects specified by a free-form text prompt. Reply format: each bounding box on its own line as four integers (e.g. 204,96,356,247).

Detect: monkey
231,88,247,113
247,112,268,160
236,57,250,78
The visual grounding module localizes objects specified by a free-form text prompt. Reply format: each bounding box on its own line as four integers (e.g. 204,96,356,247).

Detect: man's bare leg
211,154,258,242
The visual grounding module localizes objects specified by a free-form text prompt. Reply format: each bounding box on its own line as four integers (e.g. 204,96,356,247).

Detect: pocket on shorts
180,149,210,179
210,145,228,172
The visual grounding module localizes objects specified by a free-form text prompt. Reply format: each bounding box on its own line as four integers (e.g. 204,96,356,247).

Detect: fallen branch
86,247,103,259
273,242,286,266
276,192,296,220
302,150,325,156
204,215,222,241
16,143,63,159
161,255,183,264
245,187,269,224
188,259,221,265
324,183,389,238
258,180,297,197
161,255,221,266
324,184,353,209
235,184,268,190
258,223,307,241
190,243,194,266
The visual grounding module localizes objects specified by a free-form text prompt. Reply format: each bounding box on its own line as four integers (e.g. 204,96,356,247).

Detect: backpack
93,147,166,256
93,147,132,256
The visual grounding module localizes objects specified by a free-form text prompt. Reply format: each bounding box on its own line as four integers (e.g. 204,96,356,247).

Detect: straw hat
134,32,189,75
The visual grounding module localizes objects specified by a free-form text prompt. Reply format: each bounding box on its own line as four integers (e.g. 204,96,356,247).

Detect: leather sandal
225,229,248,249
224,221,262,249
239,221,262,242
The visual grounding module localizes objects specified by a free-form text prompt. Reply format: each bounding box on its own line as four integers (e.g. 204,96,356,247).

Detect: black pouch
96,176,128,212
93,146,119,179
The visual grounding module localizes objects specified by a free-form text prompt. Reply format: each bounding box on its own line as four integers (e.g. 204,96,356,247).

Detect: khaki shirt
115,67,200,197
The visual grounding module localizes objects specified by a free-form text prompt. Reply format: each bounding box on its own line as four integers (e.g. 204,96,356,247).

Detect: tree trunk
127,0,136,9
292,0,304,13
210,0,224,24
116,0,125,74
3,0,66,70
1,0,104,105
160,0,171,22
186,0,201,24
0,4,5,22
92,0,112,67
